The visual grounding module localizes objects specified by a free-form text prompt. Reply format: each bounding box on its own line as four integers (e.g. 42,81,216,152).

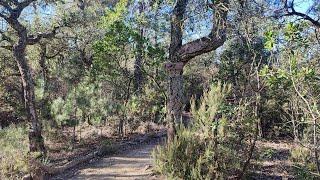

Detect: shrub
153,82,252,179
0,125,29,179
290,146,311,164
290,145,320,179
99,139,117,155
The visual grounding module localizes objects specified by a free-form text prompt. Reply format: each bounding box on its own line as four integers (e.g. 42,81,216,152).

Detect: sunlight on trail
71,143,161,180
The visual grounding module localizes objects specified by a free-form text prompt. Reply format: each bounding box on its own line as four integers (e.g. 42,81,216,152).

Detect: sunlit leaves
264,30,276,50
100,0,128,29
260,51,317,90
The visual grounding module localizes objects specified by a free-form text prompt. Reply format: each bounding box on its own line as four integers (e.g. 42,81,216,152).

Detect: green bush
153,129,211,179
153,82,252,179
0,125,29,179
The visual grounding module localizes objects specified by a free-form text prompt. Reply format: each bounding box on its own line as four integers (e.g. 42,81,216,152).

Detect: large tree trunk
14,38,46,153
165,62,184,142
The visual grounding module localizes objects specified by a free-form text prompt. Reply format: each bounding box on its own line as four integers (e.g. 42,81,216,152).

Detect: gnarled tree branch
282,0,320,28
27,26,60,45
169,0,229,63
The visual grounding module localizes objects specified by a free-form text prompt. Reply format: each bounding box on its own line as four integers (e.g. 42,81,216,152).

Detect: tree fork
166,0,229,140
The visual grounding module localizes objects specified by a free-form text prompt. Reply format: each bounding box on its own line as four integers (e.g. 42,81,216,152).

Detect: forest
0,0,320,179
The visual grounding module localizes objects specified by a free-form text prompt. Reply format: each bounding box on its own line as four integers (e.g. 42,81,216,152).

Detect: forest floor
249,140,296,180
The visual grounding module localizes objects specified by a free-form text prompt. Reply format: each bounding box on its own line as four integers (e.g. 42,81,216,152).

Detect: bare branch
18,0,36,12
0,0,12,11
177,0,229,62
27,26,60,45
281,0,320,28
11,0,36,19
0,12,8,20
169,0,188,62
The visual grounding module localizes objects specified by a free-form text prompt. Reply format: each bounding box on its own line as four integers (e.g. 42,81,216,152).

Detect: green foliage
291,146,320,179
0,125,29,179
283,22,309,48
100,0,128,29
264,30,277,50
191,82,231,137
261,20,320,175
153,128,218,179
127,85,166,122
50,78,111,127
92,13,166,130
291,146,312,164
218,37,269,87
261,52,316,90
292,164,320,180
260,148,276,160
153,83,253,179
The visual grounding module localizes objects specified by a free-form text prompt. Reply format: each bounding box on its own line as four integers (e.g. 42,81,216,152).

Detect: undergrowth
153,82,254,179
0,125,29,179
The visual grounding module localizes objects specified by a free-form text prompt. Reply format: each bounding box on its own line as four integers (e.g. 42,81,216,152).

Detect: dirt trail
250,140,295,179
68,141,163,180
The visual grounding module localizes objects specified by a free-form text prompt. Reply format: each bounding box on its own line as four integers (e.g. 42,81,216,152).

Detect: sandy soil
68,141,164,180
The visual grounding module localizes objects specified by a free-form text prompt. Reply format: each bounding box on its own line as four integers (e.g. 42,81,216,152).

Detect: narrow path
249,140,295,179
69,142,162,180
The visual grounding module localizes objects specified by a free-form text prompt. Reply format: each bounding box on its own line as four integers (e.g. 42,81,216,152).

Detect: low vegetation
0,125,29,179
153,83,255,179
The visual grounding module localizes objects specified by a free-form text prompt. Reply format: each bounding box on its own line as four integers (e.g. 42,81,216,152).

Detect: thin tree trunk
133,1,145,94
73,125,76,146
239,122,258,179
118,118,124,137
313,115,320,173
79,125,82,142
73,88,77,147
14,38,46,153
39,43,57,128
291,103,299,142
291,66,320,173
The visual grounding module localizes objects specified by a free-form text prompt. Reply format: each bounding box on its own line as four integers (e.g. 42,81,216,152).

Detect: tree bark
133,1,145,94
165,62,184,142
14,36,46,153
